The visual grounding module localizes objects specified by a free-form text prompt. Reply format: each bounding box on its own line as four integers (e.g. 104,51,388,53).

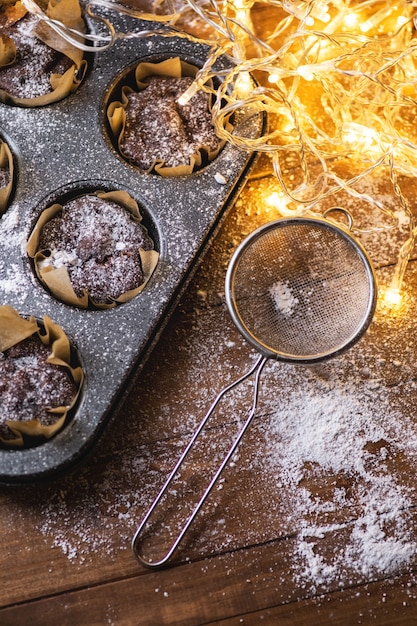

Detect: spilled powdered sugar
0,262,24,294
256,368,417,590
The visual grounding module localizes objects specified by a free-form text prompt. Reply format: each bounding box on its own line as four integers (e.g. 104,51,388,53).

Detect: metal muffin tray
0,15,266,483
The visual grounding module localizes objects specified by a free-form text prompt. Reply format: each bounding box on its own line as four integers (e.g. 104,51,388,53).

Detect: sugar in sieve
132,208,377,568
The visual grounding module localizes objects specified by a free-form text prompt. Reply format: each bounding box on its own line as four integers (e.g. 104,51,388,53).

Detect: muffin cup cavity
0,136,14,213
0,0,88,107
27,188,159,309
0,305,84,448
106,56,233,176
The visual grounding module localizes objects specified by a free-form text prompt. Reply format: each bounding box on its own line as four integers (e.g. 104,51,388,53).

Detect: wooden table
2,4,417,625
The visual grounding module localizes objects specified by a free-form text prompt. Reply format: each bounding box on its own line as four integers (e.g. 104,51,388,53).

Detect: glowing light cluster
23,0,417,300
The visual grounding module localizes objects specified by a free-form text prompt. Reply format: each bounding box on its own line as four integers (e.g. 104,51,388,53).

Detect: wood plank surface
1,2,417,624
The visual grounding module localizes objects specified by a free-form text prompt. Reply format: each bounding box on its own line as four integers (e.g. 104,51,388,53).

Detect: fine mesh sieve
226,212,376,362
132,209,377,568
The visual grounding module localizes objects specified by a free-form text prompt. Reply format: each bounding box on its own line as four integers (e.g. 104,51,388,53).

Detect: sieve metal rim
225,215,378,364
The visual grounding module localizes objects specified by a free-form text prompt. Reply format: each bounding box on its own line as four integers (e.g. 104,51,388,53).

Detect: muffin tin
0,14,266,483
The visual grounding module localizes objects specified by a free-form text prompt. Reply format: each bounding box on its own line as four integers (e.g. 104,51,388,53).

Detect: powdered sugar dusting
0,205,30,298
8,284,414,601
0,203,22,249
16,186,417,597
38,194,153,303
120,75,220,171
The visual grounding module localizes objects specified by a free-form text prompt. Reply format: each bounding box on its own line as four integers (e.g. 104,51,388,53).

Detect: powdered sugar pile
269,280,298,316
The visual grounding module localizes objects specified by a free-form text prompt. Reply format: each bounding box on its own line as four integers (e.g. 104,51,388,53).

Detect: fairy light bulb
265,191,292,215
360,19,374,33
268,72,280,84
177,81,199,106
177,93,190,106
382,286,403,307
235,71,253,97
310,1,331,24
344,13,358,28
397,15,408,28
233,0,252,25
343,122,383,156
297,64,315,81
282,0,314,25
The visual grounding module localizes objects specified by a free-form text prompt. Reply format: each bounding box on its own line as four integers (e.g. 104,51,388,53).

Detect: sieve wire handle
322,207,354,230
132,353,268,569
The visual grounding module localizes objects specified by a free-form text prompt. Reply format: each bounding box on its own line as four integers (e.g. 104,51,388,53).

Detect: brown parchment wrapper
27,189,159,310
0,305,84,447
0,138,14,213
107,56,232,177
0,0,87,107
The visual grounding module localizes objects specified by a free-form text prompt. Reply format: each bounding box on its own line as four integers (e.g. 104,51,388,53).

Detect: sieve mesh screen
228,221,374,360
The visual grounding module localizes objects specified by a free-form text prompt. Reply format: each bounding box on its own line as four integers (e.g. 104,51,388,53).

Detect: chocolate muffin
37,193,155,305
0,12,71,99
0,306,84,447
120,75,221,171
0,335,77,443
0,0,86,105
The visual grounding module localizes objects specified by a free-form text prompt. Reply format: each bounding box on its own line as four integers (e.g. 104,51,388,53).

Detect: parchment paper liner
0,138,14,213
27,189,159,310
0,305,84,447
0,0,87,107
107,56,233,177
